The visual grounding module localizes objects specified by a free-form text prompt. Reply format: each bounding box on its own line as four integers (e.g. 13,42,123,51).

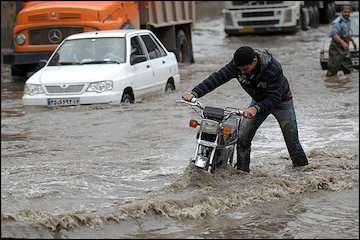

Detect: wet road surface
1,9,359,239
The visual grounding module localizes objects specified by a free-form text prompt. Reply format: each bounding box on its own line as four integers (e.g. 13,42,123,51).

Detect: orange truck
4,1,195,77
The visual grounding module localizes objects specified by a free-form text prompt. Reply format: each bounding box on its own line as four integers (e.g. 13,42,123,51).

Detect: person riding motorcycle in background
326,4,357,77
182,46,309,172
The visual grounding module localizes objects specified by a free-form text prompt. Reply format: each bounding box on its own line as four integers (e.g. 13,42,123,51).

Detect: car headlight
16,33,26,45
86,80,113,93
24,84,44,96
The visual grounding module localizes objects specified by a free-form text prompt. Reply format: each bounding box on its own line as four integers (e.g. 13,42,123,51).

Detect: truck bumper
3,52,52,65
225,25,298,35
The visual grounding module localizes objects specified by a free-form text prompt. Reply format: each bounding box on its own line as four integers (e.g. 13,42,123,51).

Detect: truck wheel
11,65,28,78
330,3,337,20
300,7,310,31
11,64,37,79
313,6,320,28
321,3,333,24
176,29,192,63
308,6,316,28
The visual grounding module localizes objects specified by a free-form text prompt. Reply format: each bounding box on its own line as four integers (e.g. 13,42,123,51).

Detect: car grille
242,11,274,17
29,27,84,45
45,84,85,94
238,20,279,26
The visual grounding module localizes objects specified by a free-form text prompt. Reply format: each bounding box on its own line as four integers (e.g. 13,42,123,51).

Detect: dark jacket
191,49,291,113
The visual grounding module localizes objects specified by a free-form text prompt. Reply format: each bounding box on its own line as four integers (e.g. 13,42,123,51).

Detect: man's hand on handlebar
243,106,257,119
182,91,195,102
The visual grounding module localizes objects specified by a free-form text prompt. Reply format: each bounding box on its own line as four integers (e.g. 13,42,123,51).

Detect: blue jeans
236,99,308,172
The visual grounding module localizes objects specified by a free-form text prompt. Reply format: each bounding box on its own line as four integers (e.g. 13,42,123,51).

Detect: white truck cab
223,1,301,35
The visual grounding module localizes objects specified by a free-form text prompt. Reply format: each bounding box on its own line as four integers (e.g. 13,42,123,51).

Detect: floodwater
1,3,359,239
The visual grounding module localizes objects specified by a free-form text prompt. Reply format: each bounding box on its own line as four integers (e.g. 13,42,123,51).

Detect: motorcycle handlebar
177,99,244,117
225,109,244,117
176,98,204,109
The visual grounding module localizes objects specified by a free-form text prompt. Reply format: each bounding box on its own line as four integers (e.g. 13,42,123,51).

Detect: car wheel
165,80,175,93
176,29,192,63
121,92,134,104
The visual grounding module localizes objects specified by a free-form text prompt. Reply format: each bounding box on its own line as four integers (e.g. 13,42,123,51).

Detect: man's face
238,57,258,75
341,7,351,19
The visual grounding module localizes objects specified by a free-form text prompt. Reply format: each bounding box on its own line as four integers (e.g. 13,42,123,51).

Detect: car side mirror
38,59,48,68
34,59,48,72
130,54,147,65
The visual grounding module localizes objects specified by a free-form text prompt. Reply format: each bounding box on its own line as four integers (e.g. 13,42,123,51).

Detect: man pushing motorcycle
182,46,309,172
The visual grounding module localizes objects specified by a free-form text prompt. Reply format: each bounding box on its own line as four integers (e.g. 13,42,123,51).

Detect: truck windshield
48,37,126,66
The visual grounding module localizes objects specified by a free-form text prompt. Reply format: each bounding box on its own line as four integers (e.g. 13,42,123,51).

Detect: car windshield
48,37,126,66
351,13,359,36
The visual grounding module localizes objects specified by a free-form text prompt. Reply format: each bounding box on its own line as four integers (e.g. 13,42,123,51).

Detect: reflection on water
1,132,29,141
1,74,25,101
323,74,356,92
1,149,358,238
278,189,359,239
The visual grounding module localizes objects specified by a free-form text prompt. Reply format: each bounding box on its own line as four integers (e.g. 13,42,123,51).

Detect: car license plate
239,27,254,33
47,98,80,106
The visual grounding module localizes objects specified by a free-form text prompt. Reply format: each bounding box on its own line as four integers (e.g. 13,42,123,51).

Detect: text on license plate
239,27,254,33
47,98,80,106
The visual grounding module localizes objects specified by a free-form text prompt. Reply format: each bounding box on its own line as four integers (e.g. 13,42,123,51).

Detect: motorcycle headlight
24,84,44,96
86,80,113,93
200,120,219,135
16,33,26,45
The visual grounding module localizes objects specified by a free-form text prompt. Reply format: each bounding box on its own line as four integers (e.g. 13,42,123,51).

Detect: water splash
2,147,357,234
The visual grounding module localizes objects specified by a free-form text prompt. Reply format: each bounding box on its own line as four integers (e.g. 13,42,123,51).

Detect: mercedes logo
60,84,68,89
48,29,62,44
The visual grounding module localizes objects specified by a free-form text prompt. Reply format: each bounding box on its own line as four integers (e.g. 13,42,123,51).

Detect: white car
320,11,359,70
23,29,180,106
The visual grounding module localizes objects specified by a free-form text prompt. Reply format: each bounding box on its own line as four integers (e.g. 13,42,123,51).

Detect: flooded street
1,4,359,239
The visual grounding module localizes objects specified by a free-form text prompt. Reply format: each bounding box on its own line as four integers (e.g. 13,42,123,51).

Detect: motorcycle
177,98,244,173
